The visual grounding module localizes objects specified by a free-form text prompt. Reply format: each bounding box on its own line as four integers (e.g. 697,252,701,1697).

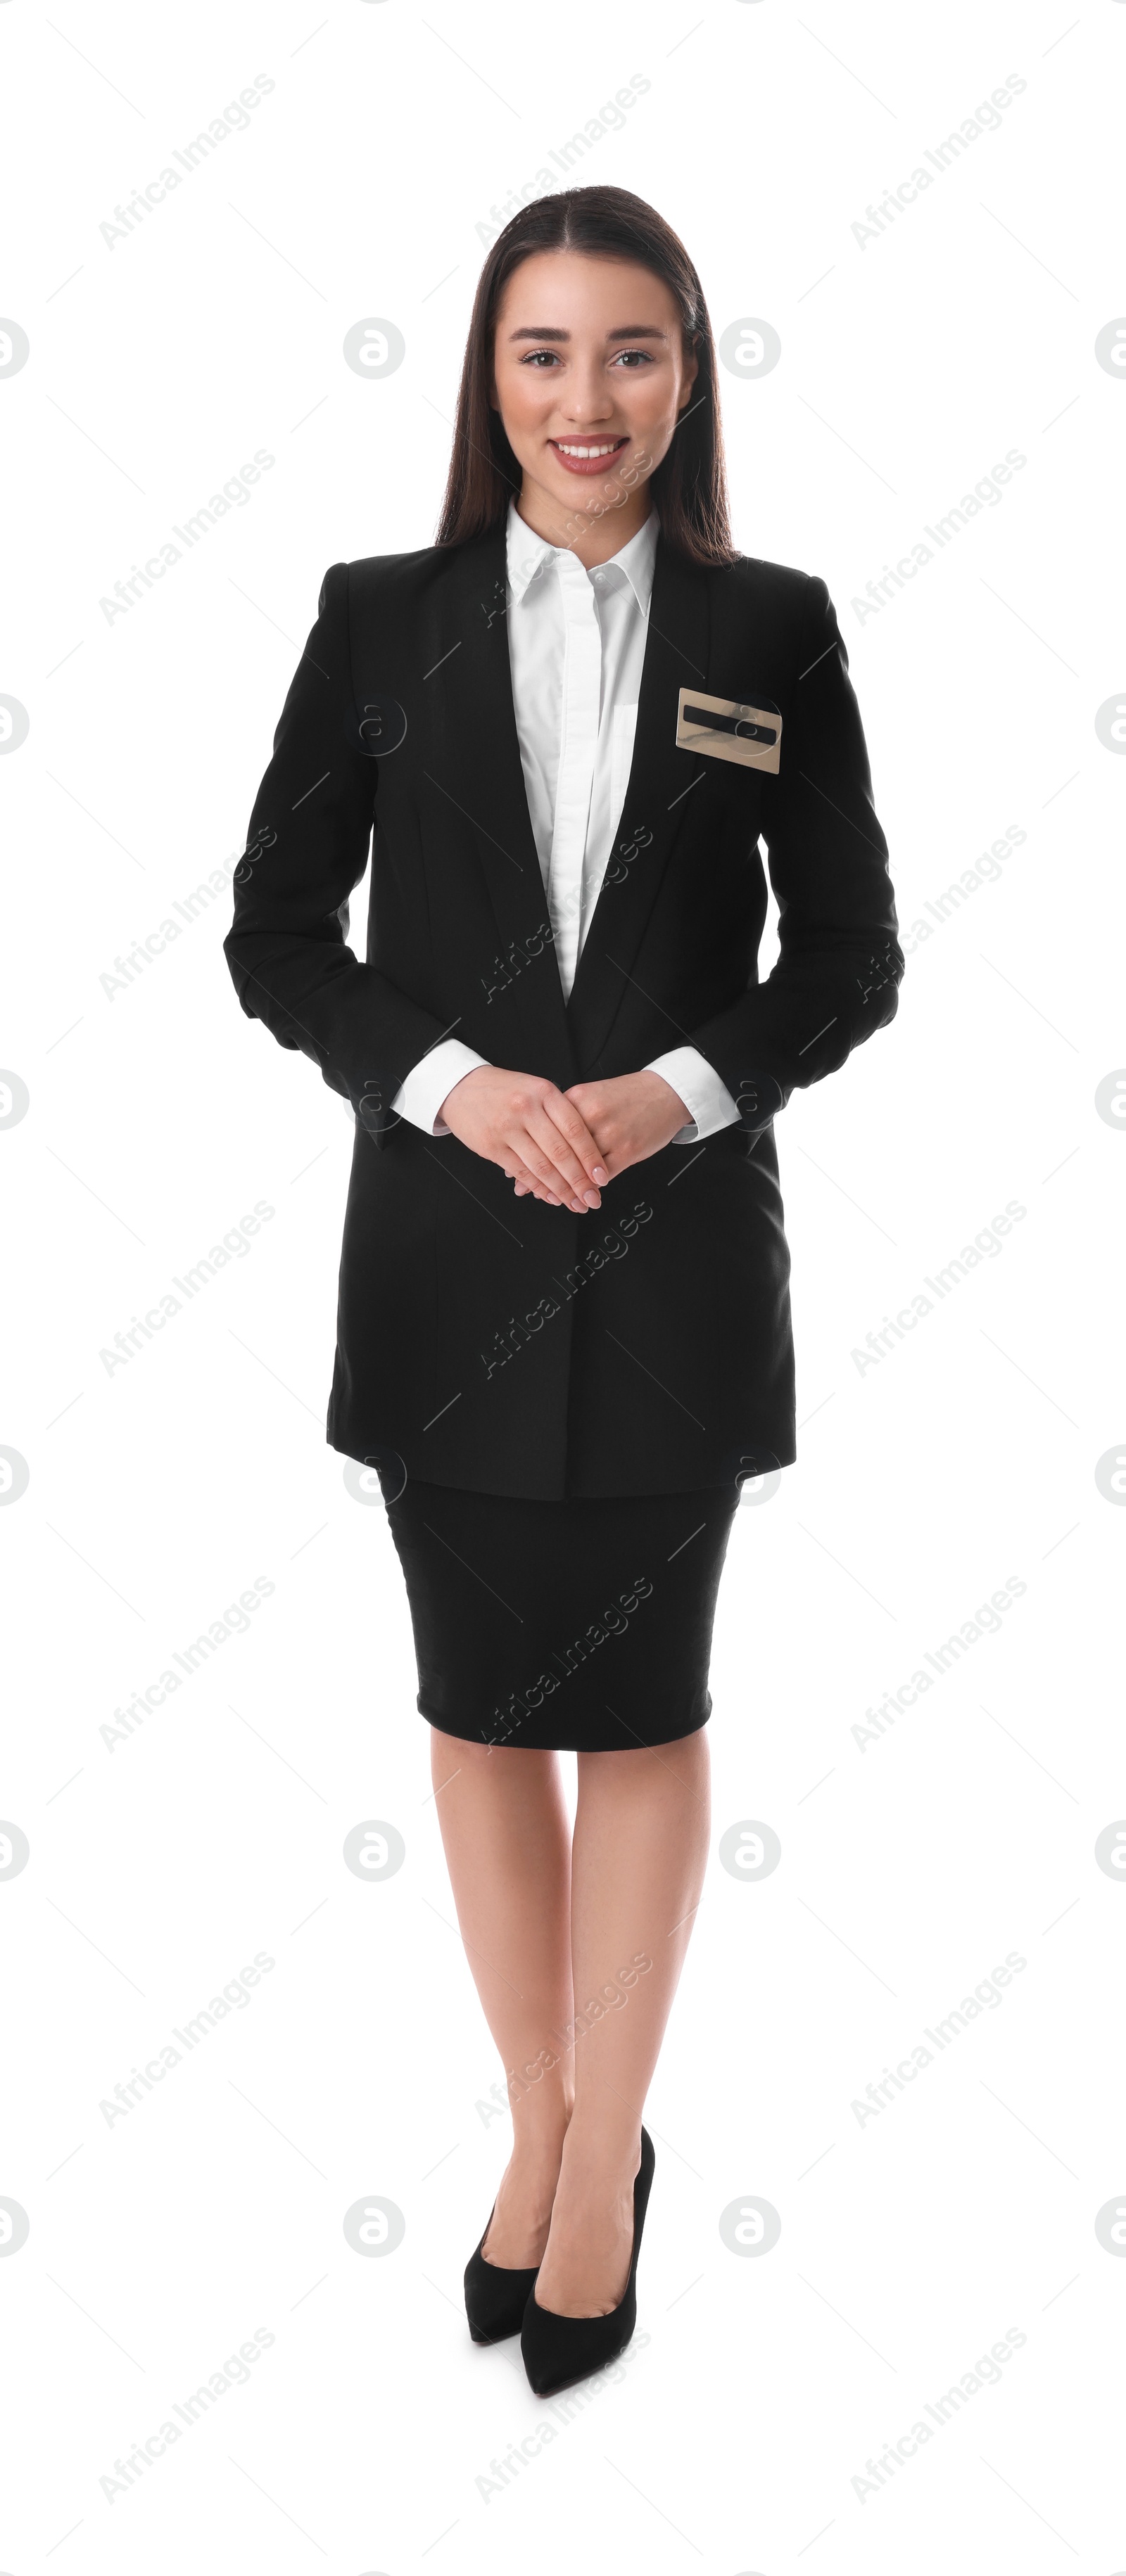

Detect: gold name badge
675,687,782,773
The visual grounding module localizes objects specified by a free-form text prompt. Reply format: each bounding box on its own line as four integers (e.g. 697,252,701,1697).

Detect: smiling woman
438,189,730,570
224,180,904,2397
491,264,697,556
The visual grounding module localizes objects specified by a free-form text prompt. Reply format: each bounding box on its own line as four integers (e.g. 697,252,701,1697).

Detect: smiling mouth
548,435,630,471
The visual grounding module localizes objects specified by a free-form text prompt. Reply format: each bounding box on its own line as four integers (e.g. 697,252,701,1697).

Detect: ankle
508,2087,574,2162
559,2116,642,2179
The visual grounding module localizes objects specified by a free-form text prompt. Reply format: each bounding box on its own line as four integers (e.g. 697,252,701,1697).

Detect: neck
514,477,654,569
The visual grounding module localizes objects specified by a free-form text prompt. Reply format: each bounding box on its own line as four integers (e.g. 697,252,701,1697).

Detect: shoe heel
464,2204,541,2345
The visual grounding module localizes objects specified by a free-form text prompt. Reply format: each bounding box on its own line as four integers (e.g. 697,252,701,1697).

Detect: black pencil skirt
382,1479,740,1752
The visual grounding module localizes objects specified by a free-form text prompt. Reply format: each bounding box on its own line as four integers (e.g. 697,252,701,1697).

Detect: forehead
495,250,676,332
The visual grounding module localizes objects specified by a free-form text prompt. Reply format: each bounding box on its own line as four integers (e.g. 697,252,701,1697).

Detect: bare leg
429,1728,575,2265
534,1729,711,2316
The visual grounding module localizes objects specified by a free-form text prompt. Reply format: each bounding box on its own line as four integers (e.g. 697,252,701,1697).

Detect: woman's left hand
542,1071,690,1186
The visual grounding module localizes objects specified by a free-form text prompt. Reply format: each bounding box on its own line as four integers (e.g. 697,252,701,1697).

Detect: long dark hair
434,185,737,567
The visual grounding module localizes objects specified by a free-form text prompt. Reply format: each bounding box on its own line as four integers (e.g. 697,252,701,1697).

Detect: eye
612,349,655,367
520,349,562,366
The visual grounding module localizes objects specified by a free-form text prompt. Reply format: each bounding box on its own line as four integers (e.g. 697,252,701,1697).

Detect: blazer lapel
564,533,711,1078
425,525,712,1088
427,526,576,1089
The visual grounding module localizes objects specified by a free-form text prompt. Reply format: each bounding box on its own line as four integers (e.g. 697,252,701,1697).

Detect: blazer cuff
645,1046,741,1143
391,1038,490,1135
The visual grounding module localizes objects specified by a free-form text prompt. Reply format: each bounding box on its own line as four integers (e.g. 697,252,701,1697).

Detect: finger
504,1116,583,1198
505,1156,571,1209
523,1172,588,1210
543,1092,609,1188
523,1109,603,1206
524,1123,599,1206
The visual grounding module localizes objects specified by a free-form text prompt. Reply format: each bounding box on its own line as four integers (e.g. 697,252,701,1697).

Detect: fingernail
593,1167,609,1185
583,1190,600,1207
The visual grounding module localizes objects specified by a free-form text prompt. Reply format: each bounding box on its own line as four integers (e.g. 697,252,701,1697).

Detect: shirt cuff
645,1046,742,1143
391,1038,491,1136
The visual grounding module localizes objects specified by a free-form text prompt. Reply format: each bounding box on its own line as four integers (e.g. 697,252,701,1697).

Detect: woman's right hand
437,1066,608,1212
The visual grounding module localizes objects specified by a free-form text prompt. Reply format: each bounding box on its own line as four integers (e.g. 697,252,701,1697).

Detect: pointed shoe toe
520,2128,655,2397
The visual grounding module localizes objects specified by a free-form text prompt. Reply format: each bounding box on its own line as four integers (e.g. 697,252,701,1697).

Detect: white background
1,1,1123,2568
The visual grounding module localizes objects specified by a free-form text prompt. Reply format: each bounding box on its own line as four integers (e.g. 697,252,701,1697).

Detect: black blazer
223,523,904,1498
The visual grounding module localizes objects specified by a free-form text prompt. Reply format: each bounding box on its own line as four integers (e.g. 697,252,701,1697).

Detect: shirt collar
505,494,659,617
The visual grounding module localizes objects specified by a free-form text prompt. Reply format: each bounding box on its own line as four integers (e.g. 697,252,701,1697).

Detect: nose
556,362,616,425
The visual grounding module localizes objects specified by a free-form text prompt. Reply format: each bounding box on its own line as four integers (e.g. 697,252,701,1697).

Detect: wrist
438,1069,481,1123
645,1070,690,1127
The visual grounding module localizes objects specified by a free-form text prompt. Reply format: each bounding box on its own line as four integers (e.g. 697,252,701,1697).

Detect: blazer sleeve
222,561,452,1126
686,573,904,1128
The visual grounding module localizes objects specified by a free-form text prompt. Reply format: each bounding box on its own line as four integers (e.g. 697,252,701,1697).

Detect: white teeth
555,441,623,457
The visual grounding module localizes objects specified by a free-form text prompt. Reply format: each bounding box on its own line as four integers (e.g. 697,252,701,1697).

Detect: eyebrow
506,324,669,343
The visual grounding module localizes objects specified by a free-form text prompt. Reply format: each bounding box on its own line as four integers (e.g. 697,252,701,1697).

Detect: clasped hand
437,1066,690,1211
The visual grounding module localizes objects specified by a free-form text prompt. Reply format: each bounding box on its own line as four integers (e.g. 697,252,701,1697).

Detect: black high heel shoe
520,2128,655,2397
464,2205,542,2345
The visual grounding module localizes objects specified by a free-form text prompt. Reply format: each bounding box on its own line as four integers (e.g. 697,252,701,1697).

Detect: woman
224,184,903,2397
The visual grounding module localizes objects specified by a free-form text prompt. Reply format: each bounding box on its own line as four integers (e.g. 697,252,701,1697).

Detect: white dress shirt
391,497,740,1142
